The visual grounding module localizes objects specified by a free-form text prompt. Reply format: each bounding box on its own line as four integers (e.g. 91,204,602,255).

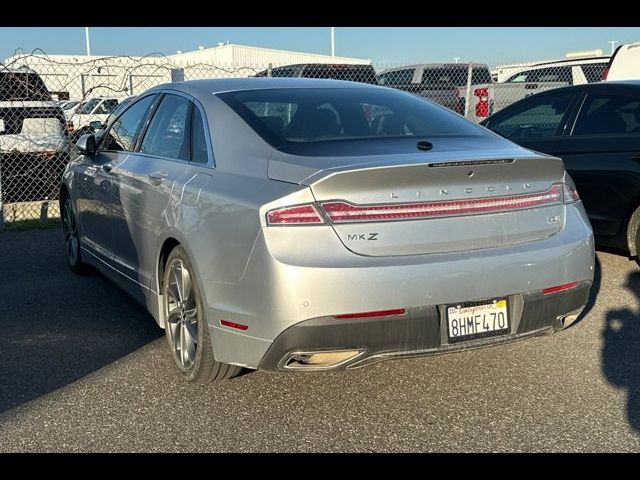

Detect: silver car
60,78,595,382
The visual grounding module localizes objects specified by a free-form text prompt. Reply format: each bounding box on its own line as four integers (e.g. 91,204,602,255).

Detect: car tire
162,245,242,383
61,194,89,275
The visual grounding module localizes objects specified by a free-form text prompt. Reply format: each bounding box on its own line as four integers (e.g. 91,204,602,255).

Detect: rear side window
506,66,572,83
421,67,469,87
191,107,209,163
301,65,378,85
140,94,191,160
102,94,156,151
0,72,51,101
218,87,483,147
573,93,640,135
378,69,414,86
488,92,576,139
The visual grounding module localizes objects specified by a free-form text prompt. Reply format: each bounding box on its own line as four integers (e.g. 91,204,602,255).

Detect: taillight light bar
322,184,563,223
266,204,324,225
266,183,579,226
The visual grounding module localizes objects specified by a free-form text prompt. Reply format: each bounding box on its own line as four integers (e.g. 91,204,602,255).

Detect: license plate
446,299,509,343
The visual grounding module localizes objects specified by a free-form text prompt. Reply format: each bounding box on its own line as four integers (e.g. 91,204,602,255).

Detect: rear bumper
257,281,591,370
203,203,595,369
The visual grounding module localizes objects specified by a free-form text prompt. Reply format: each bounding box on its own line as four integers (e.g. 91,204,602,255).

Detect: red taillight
563,183,580,204
543,282,578,295
266,204,324,225
220,319,249,330
321,184,562,223
601,67,609,81
474,88,490,117
335,308,406,319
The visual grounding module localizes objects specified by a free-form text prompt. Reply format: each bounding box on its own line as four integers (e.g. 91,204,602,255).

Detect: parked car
60,100,81,116
61,78,594,383
66,96,120,140
378,63,492,114
0,67,70,203
460,56,610,123
603,41,640,81
254,63,378,84
481,80,640,257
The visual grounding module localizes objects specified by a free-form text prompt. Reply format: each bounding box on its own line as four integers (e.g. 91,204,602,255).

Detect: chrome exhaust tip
559,308,585,329
281,349,365,371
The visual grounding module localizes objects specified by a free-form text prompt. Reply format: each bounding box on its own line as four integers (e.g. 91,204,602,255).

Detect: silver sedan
60,78,595,382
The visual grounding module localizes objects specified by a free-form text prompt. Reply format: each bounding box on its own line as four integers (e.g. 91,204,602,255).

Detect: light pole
85,27,91,58
453,57,460,64
331,27,335,58
608,40,619,55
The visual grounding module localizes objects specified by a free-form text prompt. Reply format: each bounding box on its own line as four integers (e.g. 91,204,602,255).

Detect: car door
557,89,640,244
110,92,192,300
75,93,158,265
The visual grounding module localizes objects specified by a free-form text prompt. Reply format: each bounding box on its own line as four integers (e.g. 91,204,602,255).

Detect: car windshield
78,98,101,114
0,72,51,101
217,87,483,146
62,101,79,110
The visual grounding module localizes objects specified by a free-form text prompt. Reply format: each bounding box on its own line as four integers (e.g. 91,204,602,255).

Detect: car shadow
0,228,162,414
601,269,640,432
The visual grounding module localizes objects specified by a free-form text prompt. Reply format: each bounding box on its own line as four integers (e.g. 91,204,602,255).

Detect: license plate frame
446,298,510,344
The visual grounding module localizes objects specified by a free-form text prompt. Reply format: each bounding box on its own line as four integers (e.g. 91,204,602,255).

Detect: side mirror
89,120,104,131
76,134,97,156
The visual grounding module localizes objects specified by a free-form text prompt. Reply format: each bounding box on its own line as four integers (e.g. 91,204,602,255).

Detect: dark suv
0,67,69,204
254,63,379,85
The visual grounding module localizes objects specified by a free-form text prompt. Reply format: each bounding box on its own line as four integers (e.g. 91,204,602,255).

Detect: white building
3,44,371,101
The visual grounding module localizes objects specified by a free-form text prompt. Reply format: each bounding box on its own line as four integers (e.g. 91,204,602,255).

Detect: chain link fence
0,51,610,227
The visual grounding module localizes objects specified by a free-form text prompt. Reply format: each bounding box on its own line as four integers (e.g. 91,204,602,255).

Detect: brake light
335,308,406,319
543,282,578,294
563,183,580,204
321,184,562,223
601,67,609,81
266,204,324,225
474,87,490,117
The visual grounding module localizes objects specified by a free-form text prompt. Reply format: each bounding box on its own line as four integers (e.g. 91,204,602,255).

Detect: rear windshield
0,72,51,101
217,87,483,148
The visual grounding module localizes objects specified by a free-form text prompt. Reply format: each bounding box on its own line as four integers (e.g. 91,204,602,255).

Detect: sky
1,27,639,66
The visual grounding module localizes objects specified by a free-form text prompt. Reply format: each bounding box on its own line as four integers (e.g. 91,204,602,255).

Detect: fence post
267,63,273,77
464,63,473,119
0,159,4,231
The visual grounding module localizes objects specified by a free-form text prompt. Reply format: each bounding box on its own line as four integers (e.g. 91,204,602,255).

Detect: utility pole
453,57,460,64
331,27,335,58
85,27,91,58
608,40,619,55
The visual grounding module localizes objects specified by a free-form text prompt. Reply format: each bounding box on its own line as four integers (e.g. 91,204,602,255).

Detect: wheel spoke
179,322,187,366
171,262,183,302
166,286,181,312
185,307,197,321
181,267,192,306
183,322,197,364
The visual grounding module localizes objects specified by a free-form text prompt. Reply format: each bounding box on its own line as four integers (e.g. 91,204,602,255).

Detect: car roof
147,77,383,98
535,80,640,94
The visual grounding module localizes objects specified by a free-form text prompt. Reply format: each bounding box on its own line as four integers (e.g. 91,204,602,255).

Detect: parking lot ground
1,228,639,452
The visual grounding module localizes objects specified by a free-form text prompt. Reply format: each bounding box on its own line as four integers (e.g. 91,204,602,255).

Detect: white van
604,41,640,81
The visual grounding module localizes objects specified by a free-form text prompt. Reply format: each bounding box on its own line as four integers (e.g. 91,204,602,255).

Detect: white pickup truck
457,56,610,123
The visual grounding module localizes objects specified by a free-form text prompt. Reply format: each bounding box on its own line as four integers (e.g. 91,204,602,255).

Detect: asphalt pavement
1,228,639,452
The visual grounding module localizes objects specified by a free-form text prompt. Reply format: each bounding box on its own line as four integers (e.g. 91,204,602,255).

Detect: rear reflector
335,308,406,319
266,204,324,225
220,319,249,330
322,184,562,223
543,282,578,295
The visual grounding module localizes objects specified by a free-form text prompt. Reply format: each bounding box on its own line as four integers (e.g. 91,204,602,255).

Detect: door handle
148,171,168,184
102,163,114,173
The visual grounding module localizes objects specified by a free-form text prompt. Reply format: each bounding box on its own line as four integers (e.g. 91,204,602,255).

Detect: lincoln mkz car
60,78,595,382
